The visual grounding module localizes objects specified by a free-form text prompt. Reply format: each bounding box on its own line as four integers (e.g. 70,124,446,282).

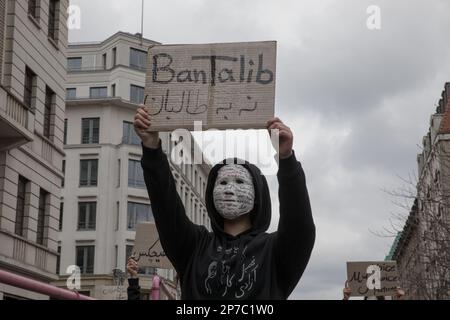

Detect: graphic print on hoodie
141,142,316,299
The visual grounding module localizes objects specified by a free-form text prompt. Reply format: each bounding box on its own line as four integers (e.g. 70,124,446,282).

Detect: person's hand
134,104,159,149
267,118,294,159
127,257,139,279
394,287,405,300
343,287,352,300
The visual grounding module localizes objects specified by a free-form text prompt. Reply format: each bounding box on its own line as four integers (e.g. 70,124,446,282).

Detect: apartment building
389,83,450,300
55,32,211,299
0,0,68,300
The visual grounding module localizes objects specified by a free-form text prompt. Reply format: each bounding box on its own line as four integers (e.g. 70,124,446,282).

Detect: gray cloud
69,0,450,299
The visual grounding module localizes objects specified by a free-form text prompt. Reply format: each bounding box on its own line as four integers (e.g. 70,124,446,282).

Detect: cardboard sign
133,222,173,269
144,41,276,131
96,286,127,300
346,261,399,297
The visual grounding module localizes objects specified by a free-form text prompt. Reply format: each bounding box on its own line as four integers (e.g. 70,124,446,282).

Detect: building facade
55,32,211,299
0,0,68,300
390,83,450,300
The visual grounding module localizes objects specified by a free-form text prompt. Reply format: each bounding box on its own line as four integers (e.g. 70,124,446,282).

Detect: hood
205,158,271,236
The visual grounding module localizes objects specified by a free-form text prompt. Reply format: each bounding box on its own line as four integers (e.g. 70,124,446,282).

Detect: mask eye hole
220,180,227,186
236,179,244,184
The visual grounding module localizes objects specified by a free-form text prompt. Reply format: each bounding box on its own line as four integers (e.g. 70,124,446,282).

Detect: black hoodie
140,142,315,300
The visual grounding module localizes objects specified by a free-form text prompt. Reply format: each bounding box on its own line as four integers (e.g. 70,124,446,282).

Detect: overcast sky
69,0,450,299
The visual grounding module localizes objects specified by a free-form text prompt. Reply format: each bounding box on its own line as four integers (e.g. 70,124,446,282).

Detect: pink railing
0,269,95,300
151,274,161,300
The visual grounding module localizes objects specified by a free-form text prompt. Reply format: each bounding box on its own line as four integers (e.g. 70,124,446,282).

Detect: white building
0,0,68,300
56,32,211,299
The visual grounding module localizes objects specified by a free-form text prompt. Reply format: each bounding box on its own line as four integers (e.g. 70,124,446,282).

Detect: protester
133,105,316,299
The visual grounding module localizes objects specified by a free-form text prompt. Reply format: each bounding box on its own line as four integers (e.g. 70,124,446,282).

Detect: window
76,246,95,274
114,245,118,268
79,159,98,187
111,84,116,97
128,160,145,188
117,159,121,187
28,0,39,20
37,189,49,245
125,244,134,271
194,170,198,189
15,176,28,236
130,48,147,70
190,198,193,222
112,47,117,66
81,118,99,144
24,67,36,109
56,246,61,275
127,202,153,230
66,88,76,100
44,86,54,139
130,85,144,104
102,53,107,69
115,202,120,231
122,121,140,145
77,202,96,230
61,160,65,187
67,57,82,71
63,119,68,144
89,87,107,98
48,0,59,42
194,203,198,224
59,202,63,231
126,245,133,262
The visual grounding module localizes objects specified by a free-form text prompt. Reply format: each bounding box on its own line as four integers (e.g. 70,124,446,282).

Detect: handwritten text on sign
95,286,127,300
346,261,399,297
144,41,276,131
133,222,173,269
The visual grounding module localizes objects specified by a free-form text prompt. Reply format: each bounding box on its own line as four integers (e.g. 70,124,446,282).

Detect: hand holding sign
267,117,293,159
134,105,159,148
127,257,138,279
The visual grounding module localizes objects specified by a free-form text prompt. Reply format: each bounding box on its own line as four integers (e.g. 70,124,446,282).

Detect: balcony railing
0,86,34,151
67,63,147,73
6,93,28,127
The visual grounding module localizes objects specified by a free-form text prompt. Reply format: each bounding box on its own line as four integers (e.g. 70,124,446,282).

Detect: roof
68,31,160,48
392,199,419,260
439,82,450,134
385,231,402,261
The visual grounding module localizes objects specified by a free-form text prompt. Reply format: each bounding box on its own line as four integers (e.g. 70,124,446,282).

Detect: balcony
0,86,34,151
0,229,58,281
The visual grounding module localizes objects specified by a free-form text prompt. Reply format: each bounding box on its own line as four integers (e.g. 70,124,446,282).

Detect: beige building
390,83,450,300
55,32,211,299
0,0,68,300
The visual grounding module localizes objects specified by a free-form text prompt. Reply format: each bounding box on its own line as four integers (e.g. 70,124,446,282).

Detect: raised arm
268,118,316,297
134,105,204,275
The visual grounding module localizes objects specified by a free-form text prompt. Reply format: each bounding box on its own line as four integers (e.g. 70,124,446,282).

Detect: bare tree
377,138,450,300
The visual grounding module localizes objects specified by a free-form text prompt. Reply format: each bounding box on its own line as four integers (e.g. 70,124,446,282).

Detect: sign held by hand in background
133,222,172,269
346,261,399,297
144,41,276,131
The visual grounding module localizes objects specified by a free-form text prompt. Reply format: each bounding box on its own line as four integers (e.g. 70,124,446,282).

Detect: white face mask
213,164,255,220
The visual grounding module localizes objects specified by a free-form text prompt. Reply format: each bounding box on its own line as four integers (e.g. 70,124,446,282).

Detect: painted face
213,164,255,220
